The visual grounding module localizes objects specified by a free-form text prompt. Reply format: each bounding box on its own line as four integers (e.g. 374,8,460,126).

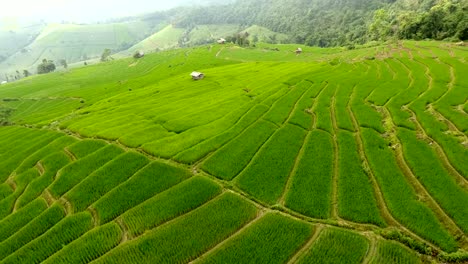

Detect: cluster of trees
101,49,113,62
389,0,467,41
37,59,56,74
169,0,466,47
225,32,251,46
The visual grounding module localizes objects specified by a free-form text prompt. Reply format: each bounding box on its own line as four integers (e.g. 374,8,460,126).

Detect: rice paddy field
0,40,467,263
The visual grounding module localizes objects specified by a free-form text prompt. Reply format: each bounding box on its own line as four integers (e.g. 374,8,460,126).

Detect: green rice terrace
0,41,467,263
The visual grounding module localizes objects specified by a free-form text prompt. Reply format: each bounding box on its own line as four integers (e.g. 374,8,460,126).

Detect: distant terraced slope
0,41,466,263
0,21,152,76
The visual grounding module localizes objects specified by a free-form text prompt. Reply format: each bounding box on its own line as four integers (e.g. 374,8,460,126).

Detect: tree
23,70,30,77
368,9,392,41
59,59,68,69
37,59,56,74
101,49,112,62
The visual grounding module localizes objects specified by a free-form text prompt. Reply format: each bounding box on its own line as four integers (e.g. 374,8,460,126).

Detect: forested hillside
172,0,467,47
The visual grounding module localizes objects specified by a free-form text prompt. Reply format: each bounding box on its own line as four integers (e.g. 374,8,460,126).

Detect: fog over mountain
0,0,225,24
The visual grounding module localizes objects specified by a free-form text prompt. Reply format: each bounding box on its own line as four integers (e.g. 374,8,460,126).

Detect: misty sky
0,0,194,23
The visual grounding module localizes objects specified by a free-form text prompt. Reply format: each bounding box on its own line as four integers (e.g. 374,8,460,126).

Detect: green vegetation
17,152,71,208
0,204,65,260
121,176,222,237
397,128,468,233
361,128,457,252
43,222,122,264
2,211,93,264
0,40,466,263
202,120,277,180
48,144,124,197
297,228,369,264
92,161,191,224
95,193,258,263
199,213,314,264
337,131,384,226
65,151,149,212
0,198,48,242
236,124,307,205
285,130,333,219
369,240,421,264
67,139,107,159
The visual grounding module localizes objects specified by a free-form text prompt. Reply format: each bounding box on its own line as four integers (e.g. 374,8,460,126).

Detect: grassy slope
0,41,466,263
0,21,151,76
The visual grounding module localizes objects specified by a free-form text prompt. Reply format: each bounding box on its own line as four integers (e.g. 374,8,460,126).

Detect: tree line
168,0,467,47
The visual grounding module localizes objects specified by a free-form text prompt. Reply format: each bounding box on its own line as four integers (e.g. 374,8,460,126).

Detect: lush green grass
284,130,333,219
95,193,258,264
202,120,277,180
0,198,48,242
2,211,93,264
337,130,385,226
16,152,71,208
369,240,421,264
48,144,124,197
0,41,466,263
65,151,149,212
287,81,321,130
236,124,307,205
14,135,76,174
0,204,65,260
126,25,184,53
0,168,41,219
297,227,369,264
0,21,151,74
43,222,122,264
92,161,191,224
0,130,61,182
397,128,468,233
121,176,222,237
263,83,309,125
199,213,314,264
174,104,269,164
361,128,457,252
67,139,108,159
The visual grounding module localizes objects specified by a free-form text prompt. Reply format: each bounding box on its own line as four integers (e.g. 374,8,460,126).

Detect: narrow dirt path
407,108,468,188
36,161,45,176
348,105,442,252
215,47,224,58
42,189,57,207
362,232,378,264
347,106,395,227
278,131,311,205
87,207,100,227
428,105,467,146
407,58,433,108
116,218,129,243
232,85,310,182
6,177,16,191
381,107,467,247
63,147,77,161
59,197,73,215
287,224,324,264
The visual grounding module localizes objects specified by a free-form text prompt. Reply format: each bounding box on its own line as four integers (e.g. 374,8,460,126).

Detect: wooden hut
191,71,205,80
